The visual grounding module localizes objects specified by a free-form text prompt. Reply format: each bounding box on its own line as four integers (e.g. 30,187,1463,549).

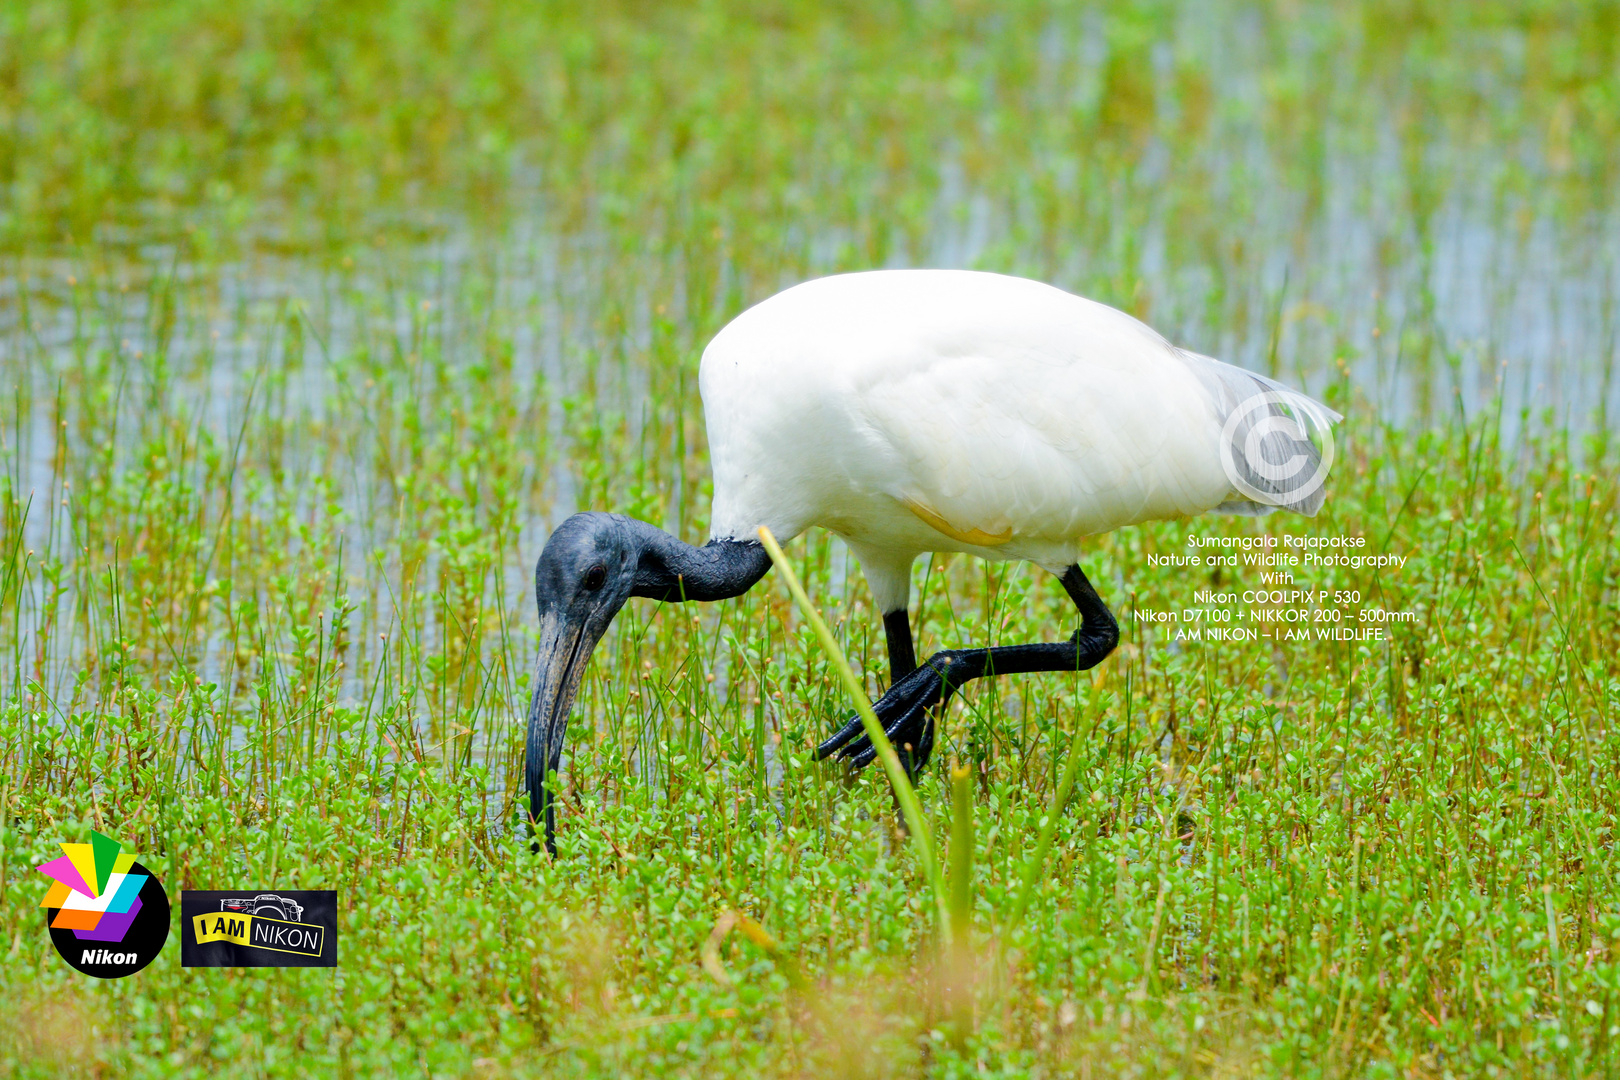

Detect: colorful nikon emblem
36,830,170,979
181,890,338,967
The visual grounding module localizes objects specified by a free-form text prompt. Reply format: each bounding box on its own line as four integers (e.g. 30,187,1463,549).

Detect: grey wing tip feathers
1178,351,1340,518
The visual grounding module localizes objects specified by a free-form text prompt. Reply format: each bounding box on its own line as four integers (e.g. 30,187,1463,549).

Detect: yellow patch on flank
902,498,1012,547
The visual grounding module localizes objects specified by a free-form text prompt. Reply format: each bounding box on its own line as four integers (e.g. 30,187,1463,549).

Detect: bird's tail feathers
1177,350,1340,517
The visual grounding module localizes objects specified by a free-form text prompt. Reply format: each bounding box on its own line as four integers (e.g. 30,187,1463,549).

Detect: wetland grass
3,1,1619,1076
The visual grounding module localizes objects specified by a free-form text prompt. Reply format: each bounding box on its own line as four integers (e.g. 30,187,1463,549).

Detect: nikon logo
191,911,325,957
39,832,171,979
181,889,337,968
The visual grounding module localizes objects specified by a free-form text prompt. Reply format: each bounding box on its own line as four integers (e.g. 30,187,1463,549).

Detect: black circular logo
44,860,170,979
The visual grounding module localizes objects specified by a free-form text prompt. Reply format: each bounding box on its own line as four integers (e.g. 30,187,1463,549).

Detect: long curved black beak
525,610,602,855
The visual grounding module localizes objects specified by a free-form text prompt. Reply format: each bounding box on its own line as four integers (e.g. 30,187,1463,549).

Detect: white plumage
700,269,1337,612
521,268,1341,848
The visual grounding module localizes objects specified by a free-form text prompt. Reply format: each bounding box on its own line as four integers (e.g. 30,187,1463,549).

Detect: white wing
701,270,1337,567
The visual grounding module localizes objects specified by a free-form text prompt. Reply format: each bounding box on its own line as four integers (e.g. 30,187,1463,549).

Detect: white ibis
526,269,1338,851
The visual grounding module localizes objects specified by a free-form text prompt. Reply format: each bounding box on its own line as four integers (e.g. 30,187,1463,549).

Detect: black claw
815,657,956,775
913,712,937,768
814,713,867,760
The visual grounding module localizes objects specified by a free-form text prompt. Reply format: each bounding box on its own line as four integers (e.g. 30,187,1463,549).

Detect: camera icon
220,893,305,923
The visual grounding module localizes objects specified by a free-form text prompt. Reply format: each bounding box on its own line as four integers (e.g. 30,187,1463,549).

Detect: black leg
883,608,917,683
815,564,1119,773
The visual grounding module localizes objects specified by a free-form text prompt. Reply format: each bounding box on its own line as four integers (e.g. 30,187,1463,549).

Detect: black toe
814,713,868,760
816,656,958,775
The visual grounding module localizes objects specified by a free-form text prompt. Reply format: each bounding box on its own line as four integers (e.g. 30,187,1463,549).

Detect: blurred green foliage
4,0,1618,256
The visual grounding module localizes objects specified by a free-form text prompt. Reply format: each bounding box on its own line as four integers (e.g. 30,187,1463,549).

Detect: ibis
525,269,1338,851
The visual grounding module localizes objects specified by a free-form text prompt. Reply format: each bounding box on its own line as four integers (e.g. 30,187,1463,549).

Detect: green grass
2,1,1619,1076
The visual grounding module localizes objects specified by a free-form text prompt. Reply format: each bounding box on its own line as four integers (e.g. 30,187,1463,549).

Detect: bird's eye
582,564,607,591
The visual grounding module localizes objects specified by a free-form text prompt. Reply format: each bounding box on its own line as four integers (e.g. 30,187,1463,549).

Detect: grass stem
757,525,950,946
947,763,976,1044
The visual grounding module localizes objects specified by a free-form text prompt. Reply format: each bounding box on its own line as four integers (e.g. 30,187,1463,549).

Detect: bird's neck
627,521,773,603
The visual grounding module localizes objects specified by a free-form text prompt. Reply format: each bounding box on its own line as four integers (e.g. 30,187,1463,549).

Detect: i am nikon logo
193,909,323,956
181,891,337,967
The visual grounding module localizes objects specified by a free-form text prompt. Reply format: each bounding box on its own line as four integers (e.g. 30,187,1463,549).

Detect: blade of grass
948,763,974,945
948,762,976,1046
757,525,950,945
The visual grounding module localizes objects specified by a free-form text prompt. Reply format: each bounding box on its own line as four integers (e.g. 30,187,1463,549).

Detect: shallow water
8,152,1615,554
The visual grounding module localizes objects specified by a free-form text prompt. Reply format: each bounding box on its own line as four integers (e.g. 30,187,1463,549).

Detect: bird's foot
814,652,966,775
